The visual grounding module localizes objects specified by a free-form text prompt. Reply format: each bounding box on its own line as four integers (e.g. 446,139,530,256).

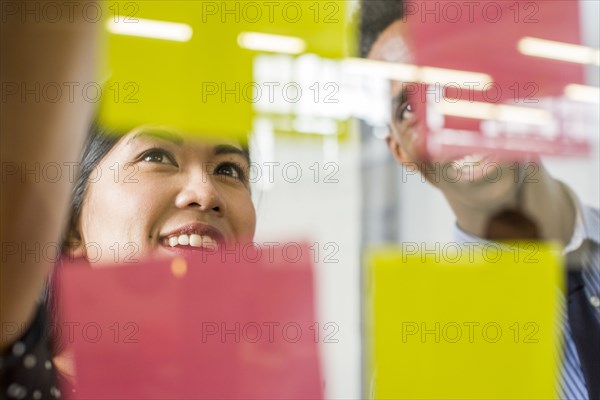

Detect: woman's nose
174,172,223,213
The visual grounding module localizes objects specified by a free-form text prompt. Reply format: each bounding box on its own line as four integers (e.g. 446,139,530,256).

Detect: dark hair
359,0,405,58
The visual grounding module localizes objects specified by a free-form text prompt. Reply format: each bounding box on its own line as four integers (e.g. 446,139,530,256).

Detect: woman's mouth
159,223,225,253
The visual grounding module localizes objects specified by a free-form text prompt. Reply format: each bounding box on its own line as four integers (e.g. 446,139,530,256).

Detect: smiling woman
2,123,258,396
64,125,256,265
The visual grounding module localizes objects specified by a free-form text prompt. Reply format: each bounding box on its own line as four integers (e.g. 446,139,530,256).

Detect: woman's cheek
82,179,146,264
239,198,257,240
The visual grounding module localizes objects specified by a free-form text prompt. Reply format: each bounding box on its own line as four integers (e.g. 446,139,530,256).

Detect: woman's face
72,127,256,265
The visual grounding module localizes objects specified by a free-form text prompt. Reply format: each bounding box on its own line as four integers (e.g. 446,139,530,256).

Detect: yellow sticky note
97,1,354,139
98,1,253,140
365,242,564,399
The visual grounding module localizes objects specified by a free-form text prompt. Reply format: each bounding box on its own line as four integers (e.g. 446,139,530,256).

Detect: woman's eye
214,162,245,181
139,149,176,166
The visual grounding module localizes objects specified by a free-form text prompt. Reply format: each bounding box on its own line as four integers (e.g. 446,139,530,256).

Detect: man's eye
396,102,414,122
139,148,176,165
214,162,245,181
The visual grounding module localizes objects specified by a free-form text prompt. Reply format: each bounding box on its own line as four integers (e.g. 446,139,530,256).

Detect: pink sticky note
405,0,593,160
57,244,322,399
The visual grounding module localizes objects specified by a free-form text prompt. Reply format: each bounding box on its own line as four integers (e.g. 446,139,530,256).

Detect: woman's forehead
122,126,246,152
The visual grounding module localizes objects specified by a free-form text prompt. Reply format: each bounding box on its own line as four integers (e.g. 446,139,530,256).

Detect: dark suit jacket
568,270,600,400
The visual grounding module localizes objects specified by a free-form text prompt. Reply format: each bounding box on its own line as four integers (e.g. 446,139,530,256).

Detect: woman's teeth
167,234,218,250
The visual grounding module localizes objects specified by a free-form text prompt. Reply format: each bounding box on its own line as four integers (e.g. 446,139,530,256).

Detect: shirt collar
561,183,600,254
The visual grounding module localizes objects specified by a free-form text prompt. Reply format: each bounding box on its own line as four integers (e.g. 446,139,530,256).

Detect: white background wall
252,131,362,399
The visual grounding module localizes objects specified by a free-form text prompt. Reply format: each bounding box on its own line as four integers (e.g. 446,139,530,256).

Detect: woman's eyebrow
127,130,184,146
213,144,249,162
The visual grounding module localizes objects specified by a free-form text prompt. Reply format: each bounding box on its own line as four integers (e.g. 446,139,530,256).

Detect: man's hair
359,0,405,58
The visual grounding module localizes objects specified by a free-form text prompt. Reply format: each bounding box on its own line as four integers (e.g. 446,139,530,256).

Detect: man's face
367,20,523,210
